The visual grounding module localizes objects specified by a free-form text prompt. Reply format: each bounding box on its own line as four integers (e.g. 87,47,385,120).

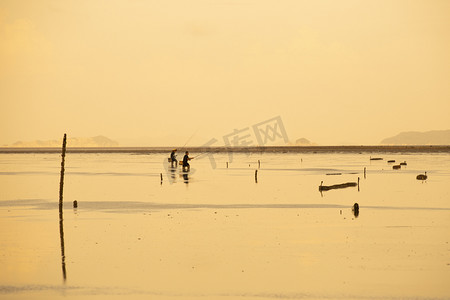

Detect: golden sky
1,0,449,146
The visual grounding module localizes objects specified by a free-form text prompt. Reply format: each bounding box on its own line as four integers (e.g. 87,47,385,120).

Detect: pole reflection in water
59,204,67,281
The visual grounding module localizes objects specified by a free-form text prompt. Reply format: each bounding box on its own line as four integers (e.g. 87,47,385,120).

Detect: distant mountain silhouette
380,130,450,145
11,136,119,147
294,138,312,145
286,137,317,146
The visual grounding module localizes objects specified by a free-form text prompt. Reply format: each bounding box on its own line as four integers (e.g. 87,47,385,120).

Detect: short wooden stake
258,160,260,169
255,170,258,183
352,203,360,218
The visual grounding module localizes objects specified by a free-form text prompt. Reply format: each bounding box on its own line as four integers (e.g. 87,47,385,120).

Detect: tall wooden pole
59,134,67,206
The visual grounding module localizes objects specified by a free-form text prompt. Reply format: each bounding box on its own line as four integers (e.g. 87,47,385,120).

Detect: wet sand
0,151,449,299
2,206,449,300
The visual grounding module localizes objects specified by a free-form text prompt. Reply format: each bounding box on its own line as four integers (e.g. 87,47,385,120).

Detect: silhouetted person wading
170,149,177,167
183,151,193,171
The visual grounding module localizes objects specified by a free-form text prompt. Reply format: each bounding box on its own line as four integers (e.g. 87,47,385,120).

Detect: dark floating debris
326,173,342,176
400,161,407,166
370,156,383,161
416,172,427,180
392,165,401,170
387,160,395,163
319,177,359,192
352,203,359,218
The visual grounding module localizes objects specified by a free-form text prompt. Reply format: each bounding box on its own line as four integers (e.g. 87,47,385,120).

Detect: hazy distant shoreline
1,145,449,154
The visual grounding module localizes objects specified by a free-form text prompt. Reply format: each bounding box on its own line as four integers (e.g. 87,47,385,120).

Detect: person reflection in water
183,173,189,184
182,151,193,171
170,168,176,182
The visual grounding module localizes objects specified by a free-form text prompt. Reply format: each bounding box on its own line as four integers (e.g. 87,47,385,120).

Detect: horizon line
1,145,449,154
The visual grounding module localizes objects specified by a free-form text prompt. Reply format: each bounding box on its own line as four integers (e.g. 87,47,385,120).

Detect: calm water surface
0,151,449,299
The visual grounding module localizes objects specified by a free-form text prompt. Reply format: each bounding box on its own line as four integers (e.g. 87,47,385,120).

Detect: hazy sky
1,0,449,146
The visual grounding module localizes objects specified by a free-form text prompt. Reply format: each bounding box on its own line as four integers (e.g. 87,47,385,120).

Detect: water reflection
183,173,189,184
59,201,67,282
170,167,177,183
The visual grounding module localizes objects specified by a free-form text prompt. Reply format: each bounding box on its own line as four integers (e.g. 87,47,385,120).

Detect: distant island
9,135,119,147
380,130,450,145
287,137,316,146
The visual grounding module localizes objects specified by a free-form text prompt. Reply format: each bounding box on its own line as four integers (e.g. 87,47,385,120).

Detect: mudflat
1,151,449,299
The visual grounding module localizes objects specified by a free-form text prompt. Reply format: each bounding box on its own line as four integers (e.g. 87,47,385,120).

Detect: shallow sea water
0,151,449,299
